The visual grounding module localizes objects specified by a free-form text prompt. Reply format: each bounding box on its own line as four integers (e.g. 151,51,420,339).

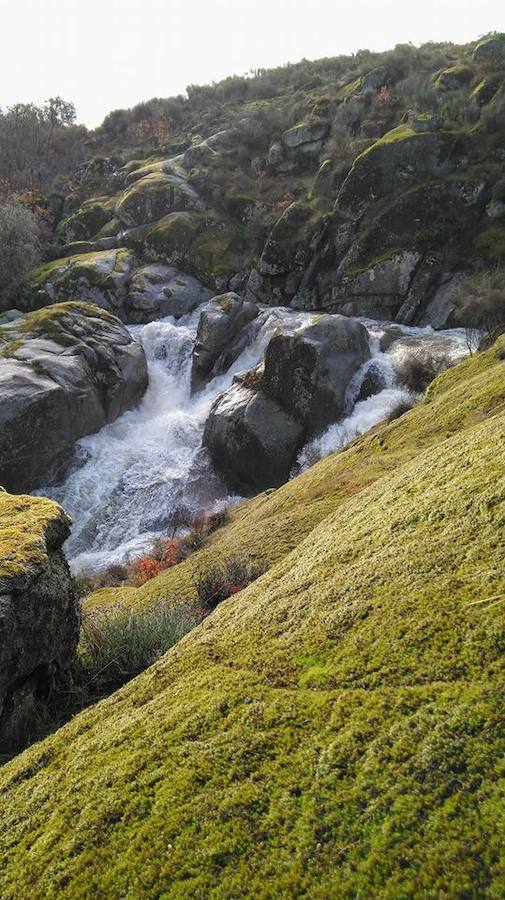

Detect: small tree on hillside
0,200,40,310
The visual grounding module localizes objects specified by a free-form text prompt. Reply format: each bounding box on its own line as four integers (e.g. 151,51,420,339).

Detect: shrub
195,555,266,612
0,199,40,308
396,353,454,393
456,268,505,349
387,398,416,421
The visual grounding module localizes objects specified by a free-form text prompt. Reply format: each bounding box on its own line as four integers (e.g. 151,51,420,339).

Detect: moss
0,341,504,896
475,225,505,261
0,490,68,580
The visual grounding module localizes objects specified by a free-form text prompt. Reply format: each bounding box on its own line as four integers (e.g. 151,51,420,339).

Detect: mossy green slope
0,346,504,898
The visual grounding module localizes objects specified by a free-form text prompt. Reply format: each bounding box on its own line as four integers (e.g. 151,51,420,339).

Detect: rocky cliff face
0,490,78,755
0,302,148,492
15,36,505,331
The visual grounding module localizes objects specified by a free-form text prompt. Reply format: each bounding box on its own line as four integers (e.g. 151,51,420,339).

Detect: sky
1,0,503,127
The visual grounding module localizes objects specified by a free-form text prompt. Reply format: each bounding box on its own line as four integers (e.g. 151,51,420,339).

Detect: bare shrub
396,353,454,393
195,555,266,612
456,268,505,351
387,398,416,422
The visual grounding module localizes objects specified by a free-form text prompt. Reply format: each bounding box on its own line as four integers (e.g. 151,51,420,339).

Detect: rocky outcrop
473,34,505,65
29,249,136,319
0,491,78,755
126,265,213,323
116,173,205,228
0,302,148,492
204,316,370,491
191,293,258,392
336,126,459,220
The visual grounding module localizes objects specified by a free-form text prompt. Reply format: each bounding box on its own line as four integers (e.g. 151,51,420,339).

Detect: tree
0,200,41,310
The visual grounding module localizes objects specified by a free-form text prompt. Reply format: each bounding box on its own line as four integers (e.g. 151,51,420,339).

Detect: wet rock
355,361,389,401
191,293,259,391
0,303,148,492
0,491,79,755
203,383,302,493
261,315,370,433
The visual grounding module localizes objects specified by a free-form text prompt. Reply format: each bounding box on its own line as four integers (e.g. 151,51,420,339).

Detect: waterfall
39,307,469,573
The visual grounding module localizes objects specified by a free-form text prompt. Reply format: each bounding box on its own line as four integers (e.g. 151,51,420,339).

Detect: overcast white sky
1,0,503,126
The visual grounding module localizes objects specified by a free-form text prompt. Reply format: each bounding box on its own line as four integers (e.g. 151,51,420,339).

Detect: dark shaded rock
203,384,302,493
355,360,389,401
191,293,259,391
0,303,148,492
0,492,79,755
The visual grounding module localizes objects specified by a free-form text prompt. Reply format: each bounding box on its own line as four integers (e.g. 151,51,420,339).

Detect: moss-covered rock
29,249,136,319
0,491,78,755
433,65,474,91
336,126,460,219
473,33,505,65
0,302,147,491
115,173,205,228
57,197,117,243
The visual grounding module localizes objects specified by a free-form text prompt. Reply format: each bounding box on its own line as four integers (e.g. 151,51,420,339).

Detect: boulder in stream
0,302,148,493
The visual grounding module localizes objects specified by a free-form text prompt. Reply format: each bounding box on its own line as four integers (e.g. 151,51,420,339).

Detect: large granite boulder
0,302,148,492
57,198,116,243
0,491,79,755
473,34,505,65
29,249,136,320
336,126,459,219
204,315,370,492
116,173,205,228
261,315,370,433
282,120,330,150
191,293,259,392
203,383,303,493
125,265,213,323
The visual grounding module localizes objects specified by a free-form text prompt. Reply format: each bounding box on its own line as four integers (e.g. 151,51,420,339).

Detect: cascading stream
40,307,469,572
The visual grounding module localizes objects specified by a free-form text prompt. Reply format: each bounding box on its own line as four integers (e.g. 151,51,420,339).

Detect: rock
261,315,370,433
116,173,205,228
434,66,474,91
259,203,313,276
420,273,465,329
486,200,505,219
336,126,458,219
355,360,389,402
282,120,330,149
333,250,423,320
0,491,79,755
182,143,217,170
203,383,303,493
360,66,388,93
57,200,115,243
0,302,148,492
29,249,136,320
268,143,284,167
191,293,259,391
126,265,213,323
473,35,505,65
359,121,385,139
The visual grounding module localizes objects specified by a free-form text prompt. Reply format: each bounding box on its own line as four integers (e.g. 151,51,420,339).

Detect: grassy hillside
0,341,503,898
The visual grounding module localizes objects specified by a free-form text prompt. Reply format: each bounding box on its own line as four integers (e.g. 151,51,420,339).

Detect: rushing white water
39,306,469,573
